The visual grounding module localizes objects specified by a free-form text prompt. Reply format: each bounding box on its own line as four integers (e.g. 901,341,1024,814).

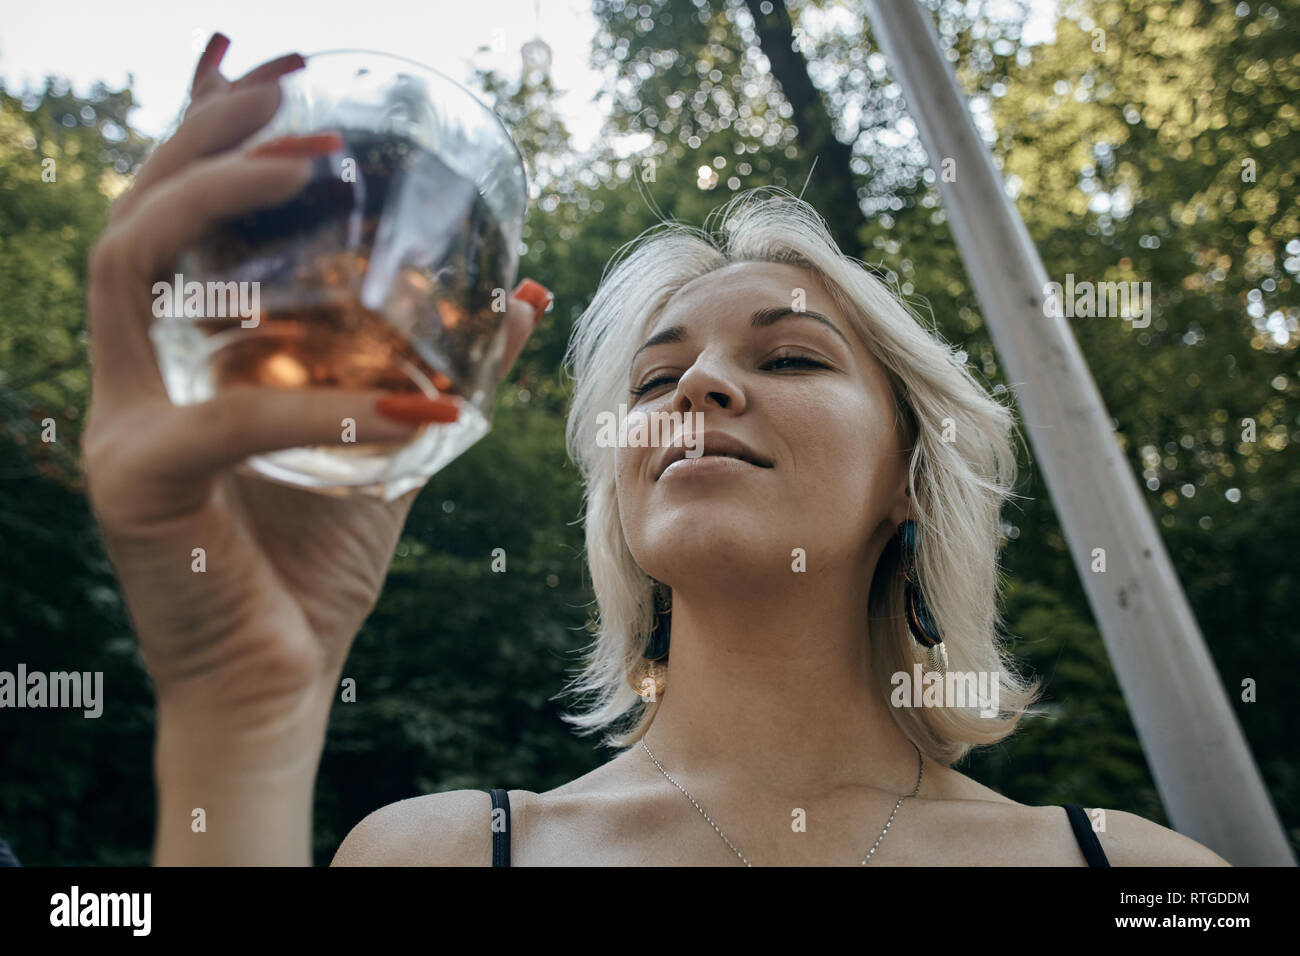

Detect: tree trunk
742,0,863,256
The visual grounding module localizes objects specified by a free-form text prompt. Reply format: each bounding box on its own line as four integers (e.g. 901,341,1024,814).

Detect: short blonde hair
557,187,1042,764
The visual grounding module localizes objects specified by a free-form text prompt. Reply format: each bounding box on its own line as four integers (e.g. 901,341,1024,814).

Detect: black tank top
487,790,1111,866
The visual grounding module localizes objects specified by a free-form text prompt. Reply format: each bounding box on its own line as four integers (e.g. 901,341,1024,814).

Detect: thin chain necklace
640,736,924,866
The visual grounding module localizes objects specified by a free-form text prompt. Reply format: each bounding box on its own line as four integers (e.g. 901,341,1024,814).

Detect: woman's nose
672,355,745,415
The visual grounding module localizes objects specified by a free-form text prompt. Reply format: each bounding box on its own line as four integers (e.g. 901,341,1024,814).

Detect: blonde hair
556,187,1042,764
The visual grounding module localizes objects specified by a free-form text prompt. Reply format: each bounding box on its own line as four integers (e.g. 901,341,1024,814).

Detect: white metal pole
863,0,1293,864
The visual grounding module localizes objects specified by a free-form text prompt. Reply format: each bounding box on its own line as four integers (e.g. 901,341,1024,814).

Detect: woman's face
615,260,913,589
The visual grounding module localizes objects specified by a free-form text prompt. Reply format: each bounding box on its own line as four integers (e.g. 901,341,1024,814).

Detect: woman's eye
632,356,826,396
763,355,828,371
630,375,678,398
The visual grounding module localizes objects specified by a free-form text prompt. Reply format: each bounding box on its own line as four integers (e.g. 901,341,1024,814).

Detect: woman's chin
640,515,792,579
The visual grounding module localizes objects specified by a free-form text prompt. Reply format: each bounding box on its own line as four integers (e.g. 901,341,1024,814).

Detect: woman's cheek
799,393,888,492
614,445,646,495
614,448,651,528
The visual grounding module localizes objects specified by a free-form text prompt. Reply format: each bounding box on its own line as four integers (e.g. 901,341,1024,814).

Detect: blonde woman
86,36,1229,867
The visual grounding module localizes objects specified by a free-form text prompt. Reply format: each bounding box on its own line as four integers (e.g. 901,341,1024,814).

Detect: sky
0,0,609,147
1,0,1060,151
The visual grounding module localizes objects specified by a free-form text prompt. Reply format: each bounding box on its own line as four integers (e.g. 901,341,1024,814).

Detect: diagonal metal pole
863,0,1293,864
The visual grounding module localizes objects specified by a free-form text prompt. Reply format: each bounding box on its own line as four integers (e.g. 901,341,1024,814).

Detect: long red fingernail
195,33,231,78
270,52,307,74
512,278,554,324
247,132,344,158
204,33,230,60
376,395,461,424
247,52,308,83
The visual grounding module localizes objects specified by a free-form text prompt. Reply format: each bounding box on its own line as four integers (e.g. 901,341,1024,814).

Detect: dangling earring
899,520,947,673
627,580,670,701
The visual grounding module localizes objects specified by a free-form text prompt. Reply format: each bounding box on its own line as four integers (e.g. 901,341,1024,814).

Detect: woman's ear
886,479,914,531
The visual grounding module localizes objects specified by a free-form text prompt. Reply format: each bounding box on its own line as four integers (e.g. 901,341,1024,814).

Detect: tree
0,78,156,864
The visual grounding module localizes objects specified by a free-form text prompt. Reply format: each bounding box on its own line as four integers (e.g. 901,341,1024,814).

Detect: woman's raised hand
83,34,550,732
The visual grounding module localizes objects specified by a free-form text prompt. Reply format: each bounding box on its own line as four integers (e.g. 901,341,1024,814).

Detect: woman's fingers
87,151,320,406
114,62,302,225
497,280,553,382
189,32,232,102
189,36,307,108
144,284,546,480
146,388,457,484
86,387,457,528
123,148,321,289
233,52,309,90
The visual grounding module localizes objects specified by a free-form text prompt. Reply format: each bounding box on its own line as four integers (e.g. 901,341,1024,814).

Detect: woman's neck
639,576,922,800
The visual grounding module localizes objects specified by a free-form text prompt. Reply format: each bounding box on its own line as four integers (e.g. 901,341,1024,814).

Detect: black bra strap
489,789,511,867
1063,804,1111,867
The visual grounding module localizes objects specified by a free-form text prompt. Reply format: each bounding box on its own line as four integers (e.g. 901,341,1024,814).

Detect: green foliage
1,0,1294,864
957,0,1296,848
0,80,158,865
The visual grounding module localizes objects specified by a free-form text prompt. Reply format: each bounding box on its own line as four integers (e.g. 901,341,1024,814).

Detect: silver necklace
640,737,924,866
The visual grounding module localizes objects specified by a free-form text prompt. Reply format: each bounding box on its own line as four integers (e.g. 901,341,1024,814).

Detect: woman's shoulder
331,760,1232,867
331,789,499,866
883,763,1231,866
330,754,638,866
964,802,1228,866
1082,807,1232,866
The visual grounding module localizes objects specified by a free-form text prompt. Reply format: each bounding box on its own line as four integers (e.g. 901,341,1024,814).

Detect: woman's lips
659,455,769,479
655,432,774,479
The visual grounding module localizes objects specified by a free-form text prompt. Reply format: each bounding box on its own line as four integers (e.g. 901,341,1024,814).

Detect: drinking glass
151,49,529,501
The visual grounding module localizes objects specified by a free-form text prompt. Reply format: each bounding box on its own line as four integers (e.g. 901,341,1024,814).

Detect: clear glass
152,50,529,501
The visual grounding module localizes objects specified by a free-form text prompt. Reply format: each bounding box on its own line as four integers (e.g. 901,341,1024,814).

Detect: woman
85,35,1229,866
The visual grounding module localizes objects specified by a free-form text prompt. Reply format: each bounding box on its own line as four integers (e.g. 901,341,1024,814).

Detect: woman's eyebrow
631,306,850,364
631,324,688,362
750,306,850,345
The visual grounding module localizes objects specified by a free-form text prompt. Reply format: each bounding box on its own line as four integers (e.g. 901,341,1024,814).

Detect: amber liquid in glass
152,130,513,490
